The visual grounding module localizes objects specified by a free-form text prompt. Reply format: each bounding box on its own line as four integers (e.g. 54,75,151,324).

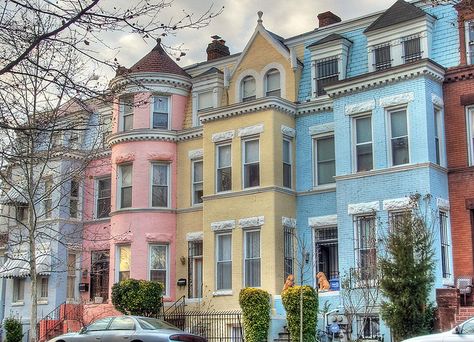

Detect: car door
79,317,113,342
444,318,474,342
101,316,136,342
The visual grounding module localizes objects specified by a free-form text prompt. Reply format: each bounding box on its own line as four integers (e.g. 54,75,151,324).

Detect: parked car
402,316,474,341
48,316,207,342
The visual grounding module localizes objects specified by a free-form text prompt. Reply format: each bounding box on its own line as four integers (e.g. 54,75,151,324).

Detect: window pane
374,45,391,70
193,183,203,204
198,92,213,110
283,163,291,188
356,117,372,144
245,140,259,163
242,76,256,101
357,144,373,171
218,145,231,168
121,165,132,186
109,317,135,331
97,178,111,218
153,113,168,129
403,37,421,62
152,186,168,207
317,136,335,162
123,115,133,131
150,245,167,270
217,261,232,289
88,318,112,331
245,259,261,287
283,140,291,164
121,187,132,208
246,231,260,258
266,70,280,94
217,167,231,192
193,161,203,182
218,234,231,261
244,164,260,188
392,137,409,165
316,136,335,185
390,110,408,137
119,246,131,272
153,165,168,186
318,161,335,185
154,96,168,113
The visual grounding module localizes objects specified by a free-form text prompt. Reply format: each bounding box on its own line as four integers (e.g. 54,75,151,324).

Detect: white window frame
192,160,203,206
118,164,133,209
434,106,445,166
148,244,169,296
315,57,339,97
150,163,170,208
120,95,134,132
439,210,453,283
69,178,80,219
467,106,474,166
265,69,281,97
95,176,111,219
353,214,377,282
386,107,410,167
215,232,232,291
197,91,214,112
243,229,261,288
67,252,77,301
241,76,256,102
466,20,474,65
38,276,49,302
216,143,232,193
116,244,131,283
12,278,25,303
313,134,336,186
352,114,374,173
282,138,292,189
402,35,422,63
242,138,260,189
150,95,170,130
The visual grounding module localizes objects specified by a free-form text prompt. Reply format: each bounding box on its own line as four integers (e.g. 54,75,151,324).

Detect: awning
0,253,51,278
0,185,28,205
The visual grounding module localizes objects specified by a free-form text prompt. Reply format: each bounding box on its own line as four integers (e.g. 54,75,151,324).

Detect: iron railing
36,302,82,342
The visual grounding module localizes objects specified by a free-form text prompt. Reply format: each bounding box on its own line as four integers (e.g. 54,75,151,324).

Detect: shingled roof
307,33,352,49
123,39,190,78
364,0,429,33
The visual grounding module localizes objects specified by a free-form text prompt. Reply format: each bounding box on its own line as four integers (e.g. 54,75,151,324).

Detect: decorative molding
212,130,234,143
379,92,415,107
309,122,334,136
431,93,444,107
348,201,379,215
212,290,233,297
282,217,297,228
114,153,135,164
238,124,264,137
211,219,236,231
186,231,204,241
202,186,296,201
108,130,178,146
114,232,133,243
281,125,296,138
345,100,375,115
147,152,174,161
239,216,265,228
177,128,203,141
382,197,412,211
308,214,337,227
110,72,192,95
437,198,450,211
145,233,173,242
296,97,333,116
188,149,204,160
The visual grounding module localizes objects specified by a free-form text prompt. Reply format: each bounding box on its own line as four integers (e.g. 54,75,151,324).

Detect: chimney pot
207,36,230,61
317,11,341,28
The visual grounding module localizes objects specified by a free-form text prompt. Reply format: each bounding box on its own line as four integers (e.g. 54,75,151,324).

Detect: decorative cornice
186,231,204,241
382,197,412,211
211,219,236,232
309,122,334,136
239,216,264,228
110,72,192,94
308,214,337,227
296,97,333,116
212,130,235,143
281,125,296,138
282,217,297,228
108,129,179,145
348,201,380,215
431,93,444,107
379,92,414,107
437,198,450,211
325,59,445,98
200,96,296,123
238,124,264,137
203,186,296,201
188,149,204,159
345,100,375,115
177,128,203,141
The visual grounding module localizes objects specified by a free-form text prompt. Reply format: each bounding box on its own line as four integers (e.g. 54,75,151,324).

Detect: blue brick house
292,1,460,340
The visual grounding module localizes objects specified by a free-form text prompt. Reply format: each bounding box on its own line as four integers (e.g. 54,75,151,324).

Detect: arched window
241,76,256,102
265,69,281,97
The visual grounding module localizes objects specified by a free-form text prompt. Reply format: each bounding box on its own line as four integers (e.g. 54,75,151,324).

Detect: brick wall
436,288,459,331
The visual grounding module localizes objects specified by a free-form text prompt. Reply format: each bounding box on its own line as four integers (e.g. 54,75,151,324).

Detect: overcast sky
103,0,397,74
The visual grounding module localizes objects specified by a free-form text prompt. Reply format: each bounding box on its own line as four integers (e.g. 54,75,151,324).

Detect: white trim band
238,124,264,137
212,130,235,143
379,92,414,107
239,216,265,228
348,201,380,215
309,122,335,136
282,216,297,228
345,100,375,115
308,214,337,227
186,231,204,241
382,197,412,211
188,149,204,160
211,219,236,231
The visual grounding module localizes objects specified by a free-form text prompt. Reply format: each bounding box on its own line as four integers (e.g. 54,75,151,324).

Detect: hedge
281,285,318,342
5,317,23,342
111,278,163,317
239,288,271,342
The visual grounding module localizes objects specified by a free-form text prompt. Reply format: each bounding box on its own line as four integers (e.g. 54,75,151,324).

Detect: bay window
314,135,335,185
216,144,231,192
117,245,131,282
120,96,134,131
152,96,169,129
243,139,259,188
151,163,169,208
354,116,373,172
389,108,409,166
149,244,168,295
119,164,132,209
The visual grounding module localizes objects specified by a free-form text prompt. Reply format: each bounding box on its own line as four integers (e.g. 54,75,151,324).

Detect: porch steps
273,326,291,342
455,306,474,325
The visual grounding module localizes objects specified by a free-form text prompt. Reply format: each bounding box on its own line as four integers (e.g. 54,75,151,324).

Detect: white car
402,317,474,341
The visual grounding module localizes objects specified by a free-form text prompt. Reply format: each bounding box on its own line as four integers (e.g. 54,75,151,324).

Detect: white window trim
120,96,134,132
439,210,454,286
386,106,410,167
115,244,131,283
66,252,78,301
191,159,203,206
215,232,232,291
243,228,261,288
94,176,111,219
353,214,378,285
117,164,132,209
283,138,292,189
69,179,81,220
352,114,374,173
242,137,260,190
465,20,474,65
467,106,474,166
148,244,170,296
312,133,336,187
312,225,339,291
216,143,232,193
12,278,25,304
434,106,446,167
149,163,171,209
235,70,260,103
149,95,171,130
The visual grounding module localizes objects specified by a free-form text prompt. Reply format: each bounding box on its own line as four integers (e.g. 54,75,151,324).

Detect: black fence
163,310,244,341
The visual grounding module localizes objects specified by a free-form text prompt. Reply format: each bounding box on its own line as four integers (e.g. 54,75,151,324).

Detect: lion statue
282,274,295,292
316,272,330,291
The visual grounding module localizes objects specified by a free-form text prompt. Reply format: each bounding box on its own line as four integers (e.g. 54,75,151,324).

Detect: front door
90,251,109,302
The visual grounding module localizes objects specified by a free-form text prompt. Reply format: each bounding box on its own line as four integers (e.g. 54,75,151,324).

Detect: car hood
50,332,80,340
403,330,455,341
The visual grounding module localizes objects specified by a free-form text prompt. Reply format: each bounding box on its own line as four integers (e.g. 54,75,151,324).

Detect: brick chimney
317,11,341,28
206,35,230,61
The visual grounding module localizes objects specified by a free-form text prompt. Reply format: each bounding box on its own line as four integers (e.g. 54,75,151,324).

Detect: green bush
112,278,163,317
282,285,318,342
239,288,271,342
4,317,23,342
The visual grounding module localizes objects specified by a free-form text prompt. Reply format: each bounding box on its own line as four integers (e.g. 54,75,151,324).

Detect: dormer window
265,69,281,97
316,58,339,96
198,91,213,112
402,36,422,63
241,76,256,102
466,21,474,65
152,96,169,129
373,44,391,71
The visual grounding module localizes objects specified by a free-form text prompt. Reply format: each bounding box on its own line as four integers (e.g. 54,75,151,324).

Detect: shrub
4,317,23,342
239,288,271,342
112,278,163,317
282,285,318,342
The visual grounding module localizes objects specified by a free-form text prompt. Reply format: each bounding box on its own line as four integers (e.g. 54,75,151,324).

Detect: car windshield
136,317,179,331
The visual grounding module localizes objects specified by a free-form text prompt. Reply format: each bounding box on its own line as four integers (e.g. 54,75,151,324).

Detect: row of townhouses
1,0,474,341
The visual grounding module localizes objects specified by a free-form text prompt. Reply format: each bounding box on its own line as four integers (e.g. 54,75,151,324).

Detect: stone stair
455,306,474,325
273,326,291,342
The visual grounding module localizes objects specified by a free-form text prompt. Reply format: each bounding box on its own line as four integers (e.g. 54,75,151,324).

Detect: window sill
442,278,454,287
312,183,336,191
186,298,203,303
37,300,48,305
91,217,111,222
318,290,340,297
11,301,24,306
242,186,260,191
191,203,203,208
212,290,233,297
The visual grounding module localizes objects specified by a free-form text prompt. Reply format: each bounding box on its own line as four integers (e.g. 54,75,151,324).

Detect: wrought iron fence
163,310,244,341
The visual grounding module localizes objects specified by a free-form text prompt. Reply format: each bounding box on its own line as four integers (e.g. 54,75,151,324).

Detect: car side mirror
454,326,460,334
